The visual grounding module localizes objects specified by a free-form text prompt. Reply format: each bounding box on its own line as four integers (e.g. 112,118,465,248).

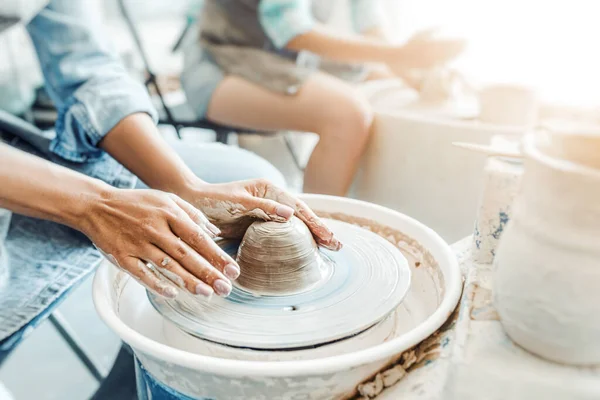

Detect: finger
291,198,343,251
121,256,179,299
426,40,464,64
170,195,221,237
239,196,294,222
162,224,240,281
259,185,343,251
437,40,465,58
165,217,235,296
145,245,214,297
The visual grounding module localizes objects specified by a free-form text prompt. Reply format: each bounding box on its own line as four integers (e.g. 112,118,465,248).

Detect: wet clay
149,217,412,350
317,212,443,295
236,217,328,296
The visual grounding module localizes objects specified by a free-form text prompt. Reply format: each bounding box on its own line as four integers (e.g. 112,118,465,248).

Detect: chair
116,0,304,169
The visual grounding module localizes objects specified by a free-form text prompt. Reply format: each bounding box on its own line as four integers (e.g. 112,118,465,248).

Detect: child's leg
205,73,374,196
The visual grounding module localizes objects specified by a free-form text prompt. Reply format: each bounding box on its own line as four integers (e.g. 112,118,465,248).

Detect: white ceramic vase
494,133,600,365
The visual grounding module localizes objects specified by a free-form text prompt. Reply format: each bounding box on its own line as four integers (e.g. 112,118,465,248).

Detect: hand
388,30,466,71
365,63,397,81
183,179,342,251
79,188,241,298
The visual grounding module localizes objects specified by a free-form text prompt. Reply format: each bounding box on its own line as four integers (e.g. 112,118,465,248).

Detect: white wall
2,0,597,112
381,0,600,108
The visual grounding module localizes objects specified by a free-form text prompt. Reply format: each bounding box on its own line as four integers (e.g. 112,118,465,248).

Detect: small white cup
478,84,538,127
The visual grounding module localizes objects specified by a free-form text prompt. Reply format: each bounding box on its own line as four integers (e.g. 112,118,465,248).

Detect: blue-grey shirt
195,0,384,97
0,0,157,343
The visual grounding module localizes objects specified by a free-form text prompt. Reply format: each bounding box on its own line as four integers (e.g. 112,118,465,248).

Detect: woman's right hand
389,30,466,71
79,188,240,299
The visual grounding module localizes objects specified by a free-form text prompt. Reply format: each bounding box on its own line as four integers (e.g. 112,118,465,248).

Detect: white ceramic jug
494,131,600,365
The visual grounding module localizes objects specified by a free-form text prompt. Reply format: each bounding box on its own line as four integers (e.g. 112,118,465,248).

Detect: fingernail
206,223,221,237
195,281,214,297
213,279,232,297
275,205,294,219
162,286,179,299
333,238,343,251
224,263,240,280
322,238,343,251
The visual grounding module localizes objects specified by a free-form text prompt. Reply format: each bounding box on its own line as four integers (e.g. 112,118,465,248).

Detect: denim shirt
0,0,157,344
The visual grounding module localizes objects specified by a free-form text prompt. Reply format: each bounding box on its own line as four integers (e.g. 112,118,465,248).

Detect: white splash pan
93,195,461,399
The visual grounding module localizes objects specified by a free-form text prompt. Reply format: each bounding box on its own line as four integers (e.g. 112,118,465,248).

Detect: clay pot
479,84,538,127
494,132,600,365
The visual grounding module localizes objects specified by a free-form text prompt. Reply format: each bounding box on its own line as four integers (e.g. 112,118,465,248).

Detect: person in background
0,1,341,396
181,0,464,196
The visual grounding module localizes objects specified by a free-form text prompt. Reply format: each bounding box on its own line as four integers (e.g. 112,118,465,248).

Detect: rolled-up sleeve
258,0,315,49
26,0,157,162
350,0,385,33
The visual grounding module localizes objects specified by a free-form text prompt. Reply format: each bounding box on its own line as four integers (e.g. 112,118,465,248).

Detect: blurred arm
258,0,399,63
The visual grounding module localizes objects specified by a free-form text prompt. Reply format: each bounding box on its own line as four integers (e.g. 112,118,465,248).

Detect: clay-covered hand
184,179,342,251
79,188,240,298
389,29,465,71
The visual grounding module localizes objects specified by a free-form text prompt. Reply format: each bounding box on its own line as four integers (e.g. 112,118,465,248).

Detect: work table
357,237,600,400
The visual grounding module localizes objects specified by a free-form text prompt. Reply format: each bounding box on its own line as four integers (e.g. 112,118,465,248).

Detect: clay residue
352,306,461,399
196,199,285,239
315,211,452,400
466,283,500,321
316,211,444,297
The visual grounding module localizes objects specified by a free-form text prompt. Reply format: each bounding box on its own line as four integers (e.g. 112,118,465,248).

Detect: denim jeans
0,133,286,362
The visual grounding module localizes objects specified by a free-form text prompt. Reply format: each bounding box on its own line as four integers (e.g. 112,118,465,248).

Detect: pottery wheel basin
92,194,461,400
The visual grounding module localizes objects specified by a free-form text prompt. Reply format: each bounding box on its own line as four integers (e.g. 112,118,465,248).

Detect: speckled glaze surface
93,195,461,399
472,150,523,264
494,133,600,365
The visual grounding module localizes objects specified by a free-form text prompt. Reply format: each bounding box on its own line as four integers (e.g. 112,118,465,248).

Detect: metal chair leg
48,312,106,383
171,20,194,53
118,0,182,139
90,345,136,400
215,131,230,144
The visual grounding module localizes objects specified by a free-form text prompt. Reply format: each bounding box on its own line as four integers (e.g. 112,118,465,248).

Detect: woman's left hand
182,179,342,251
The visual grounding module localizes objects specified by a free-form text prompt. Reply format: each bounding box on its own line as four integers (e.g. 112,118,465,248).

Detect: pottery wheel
148,219,411,350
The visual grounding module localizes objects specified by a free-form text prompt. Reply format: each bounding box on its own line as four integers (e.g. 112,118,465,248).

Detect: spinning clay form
236,217,327,296
148,217,412,350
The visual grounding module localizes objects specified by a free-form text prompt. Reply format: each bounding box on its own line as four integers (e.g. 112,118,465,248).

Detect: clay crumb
415,261,421,267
